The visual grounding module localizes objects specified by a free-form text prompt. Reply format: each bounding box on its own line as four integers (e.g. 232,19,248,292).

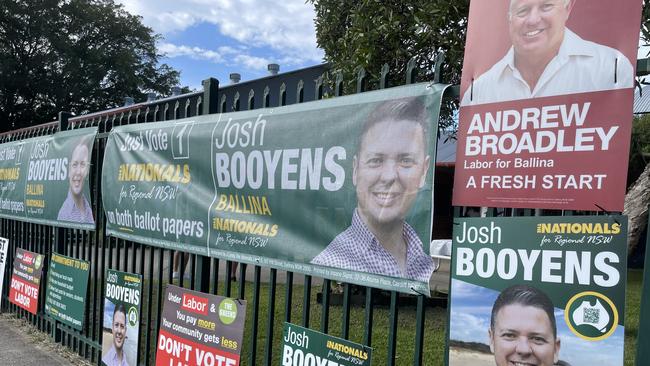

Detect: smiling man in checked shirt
311,97,435,282
57,138,94,224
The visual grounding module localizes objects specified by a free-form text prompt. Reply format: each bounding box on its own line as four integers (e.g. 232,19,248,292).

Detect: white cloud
158,42,278,73
449,310,491,344
115,0,323,63
158,42,224,63
234,54,271,70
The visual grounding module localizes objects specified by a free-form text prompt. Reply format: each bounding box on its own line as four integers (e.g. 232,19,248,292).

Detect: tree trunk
624,161,650,256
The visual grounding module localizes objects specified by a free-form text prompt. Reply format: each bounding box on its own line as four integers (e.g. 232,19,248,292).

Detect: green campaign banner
9,248,44,314
102,270,142,366
0,127,98,230
102,83,447,294
44,253,90,330
447,216,628,366
155,284,246,366
281,323,372,366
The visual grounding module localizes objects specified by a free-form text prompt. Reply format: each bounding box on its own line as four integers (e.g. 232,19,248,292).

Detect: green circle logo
565,291,618,341
128,306,138,327
34,255,43,270
218,299,237,325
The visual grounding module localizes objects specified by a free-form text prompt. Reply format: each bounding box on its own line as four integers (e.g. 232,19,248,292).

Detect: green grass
624,269,643,366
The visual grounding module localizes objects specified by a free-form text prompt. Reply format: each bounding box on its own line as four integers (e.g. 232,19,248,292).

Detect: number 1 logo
172,121,195,159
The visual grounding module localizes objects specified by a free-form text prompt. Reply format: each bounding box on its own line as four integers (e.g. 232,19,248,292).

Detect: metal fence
0,60,459,366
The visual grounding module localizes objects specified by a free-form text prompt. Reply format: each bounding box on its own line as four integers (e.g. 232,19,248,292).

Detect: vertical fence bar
341,283,351,339
320,279,331,333
225,261,233,297
302,275,312,327
264,268,277,366
154,248,166,365
249,266,261,364
211,258,220,295
413,295,426,366
238,263,247,299
363,287,373,346
285,272,293,323
636,207,650,366
387,291,399,366
144,246,155,366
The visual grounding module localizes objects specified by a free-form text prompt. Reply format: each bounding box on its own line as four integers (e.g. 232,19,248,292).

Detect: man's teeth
525,29,542,36
375,193,396,199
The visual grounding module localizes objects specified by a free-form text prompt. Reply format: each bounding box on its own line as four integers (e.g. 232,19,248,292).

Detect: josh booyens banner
156,285,246,366
447,216,628,366
9,248,44,314
102,270,142,366
45,253,90,330
282,322,372,366
0,127,98,230
453,0,643,210
102,83,446,294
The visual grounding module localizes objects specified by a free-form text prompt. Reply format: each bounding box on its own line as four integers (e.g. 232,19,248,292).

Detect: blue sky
448,279,625,366
115,0,325,91
115,1,649,92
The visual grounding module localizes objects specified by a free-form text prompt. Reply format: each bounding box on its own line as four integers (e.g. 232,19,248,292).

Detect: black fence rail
1,58,459,366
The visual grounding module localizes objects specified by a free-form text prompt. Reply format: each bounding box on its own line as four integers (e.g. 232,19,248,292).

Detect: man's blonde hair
509,0,571,18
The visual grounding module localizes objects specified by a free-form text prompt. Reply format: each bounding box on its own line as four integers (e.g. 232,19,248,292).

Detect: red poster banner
156,329,240,366
155,285,246,366
8,248,44,314
9,276,39,314
453,0,643,210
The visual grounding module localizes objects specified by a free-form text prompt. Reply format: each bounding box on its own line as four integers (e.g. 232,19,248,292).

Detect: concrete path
0,315,79,366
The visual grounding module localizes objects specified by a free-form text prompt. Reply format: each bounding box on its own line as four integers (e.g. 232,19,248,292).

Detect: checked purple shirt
311,210,434,282
57,191,95,224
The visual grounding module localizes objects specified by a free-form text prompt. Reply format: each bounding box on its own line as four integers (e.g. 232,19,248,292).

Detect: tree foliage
0,0,180,131
629,114,650,186
642,0,650,53
309,0,469,93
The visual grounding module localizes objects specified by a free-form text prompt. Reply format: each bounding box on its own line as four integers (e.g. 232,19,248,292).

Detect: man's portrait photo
102,302,130,366
489,285,565,366
461,0,635,106
57,137,94,224
311,97,435,282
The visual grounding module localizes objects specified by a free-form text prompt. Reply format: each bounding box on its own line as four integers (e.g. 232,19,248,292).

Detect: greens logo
218,298,237,325
34,255,43,270
128,306,138,327
565,291,618,341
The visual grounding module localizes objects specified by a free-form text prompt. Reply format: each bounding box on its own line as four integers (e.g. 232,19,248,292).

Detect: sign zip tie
594,203,621,225
409,287,428,297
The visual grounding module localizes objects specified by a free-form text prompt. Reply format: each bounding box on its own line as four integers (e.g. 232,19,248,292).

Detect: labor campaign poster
447,216,628,366
453,0,643,210
101,270,142,366
0,127,98,230
102,83,448,294
281,323,372,366
155,285,246,366
44,253,90,330
9,248,44,314
0,237,8,308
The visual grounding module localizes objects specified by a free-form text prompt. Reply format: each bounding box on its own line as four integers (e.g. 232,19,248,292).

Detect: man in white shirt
461,0,634,106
